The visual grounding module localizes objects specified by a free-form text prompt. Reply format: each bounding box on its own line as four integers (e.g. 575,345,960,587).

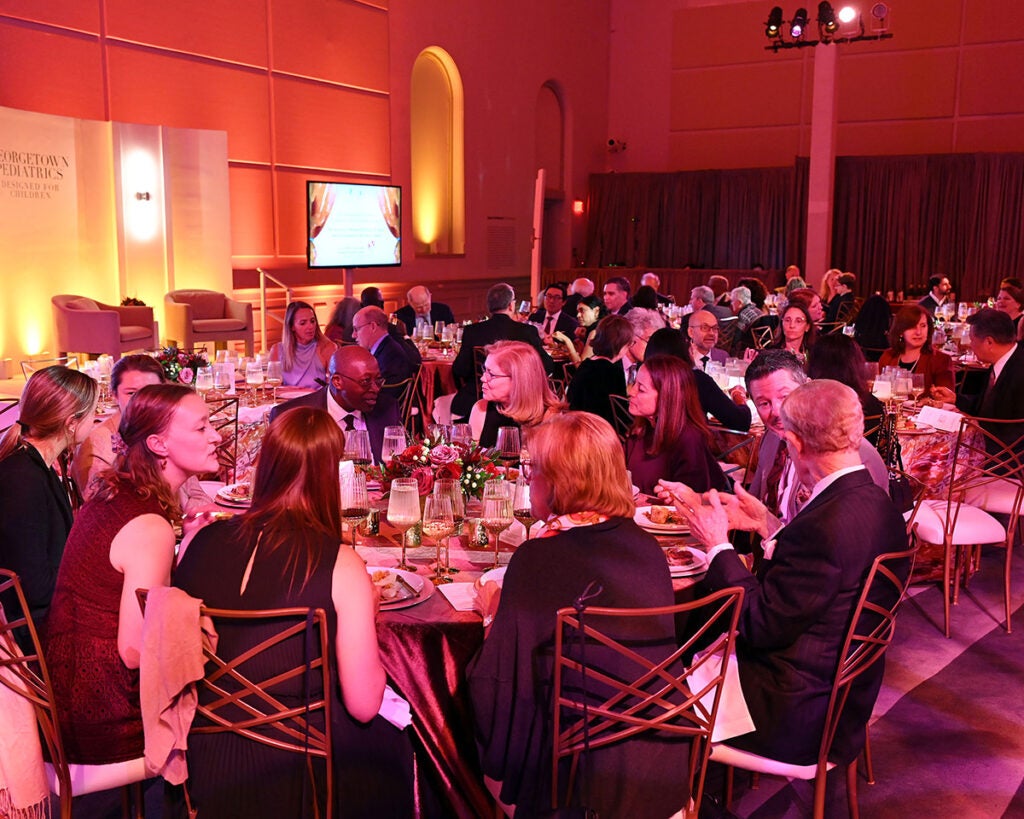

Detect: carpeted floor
725,543,1024,818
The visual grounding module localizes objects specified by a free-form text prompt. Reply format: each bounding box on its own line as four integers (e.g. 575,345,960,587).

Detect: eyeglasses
481,368,511,381
333,373,386,389
352,322,378,333
693,324,719,333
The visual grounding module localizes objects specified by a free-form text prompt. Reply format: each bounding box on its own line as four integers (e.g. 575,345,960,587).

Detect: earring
159,456,168,470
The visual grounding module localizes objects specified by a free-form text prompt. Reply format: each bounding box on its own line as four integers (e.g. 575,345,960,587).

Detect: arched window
411,48,465,255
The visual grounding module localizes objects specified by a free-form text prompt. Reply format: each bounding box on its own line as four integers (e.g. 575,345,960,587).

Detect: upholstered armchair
164,289,254,356
51,295,158,359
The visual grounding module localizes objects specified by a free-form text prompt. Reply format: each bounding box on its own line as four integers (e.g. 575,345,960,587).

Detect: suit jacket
956,343,1024,454
268,388,401,464
372,334,420,402
703,470,909,765
450,314,555,419
692,347,727,370
395,302,456,332
917,293,943,314
527,309,578,337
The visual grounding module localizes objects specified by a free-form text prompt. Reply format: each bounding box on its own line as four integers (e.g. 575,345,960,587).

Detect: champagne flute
381,425,408,464
245,361,264,407
434,479,465,575
482,480,514,570
495,426,521,470
893,373,912,404
340,472,369,549
387,478,421,571
265,360,283,403
910,373,926,404
195,366,214,401
212,362,232,397
344,428,372,468
512,473,537,539
422,494,455,585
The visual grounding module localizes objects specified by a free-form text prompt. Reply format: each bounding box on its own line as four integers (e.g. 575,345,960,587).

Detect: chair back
207,396,240,484
751,323,775,351
711,427,758,486
193,604,334,818
0,569,73,817
607,394,633,443
21,356,79,379
472,346,487,400
551,586,744,813
0,398,19,435
383,372,420,436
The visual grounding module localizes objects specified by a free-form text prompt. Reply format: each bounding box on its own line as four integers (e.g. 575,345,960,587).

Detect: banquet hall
2,0,1024,817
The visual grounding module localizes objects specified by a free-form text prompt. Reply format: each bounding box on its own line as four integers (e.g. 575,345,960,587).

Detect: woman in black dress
566,315,632,425
174,407,413,818
469,412,689,818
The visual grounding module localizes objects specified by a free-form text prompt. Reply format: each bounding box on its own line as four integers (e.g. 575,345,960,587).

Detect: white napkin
377,684,412,730
915,405,961,433
437,582,478,612
686,635,755,742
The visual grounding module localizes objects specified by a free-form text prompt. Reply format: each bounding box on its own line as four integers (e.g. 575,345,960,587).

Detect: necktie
988,367,998,391
544,316,553,335
627,364,638,386
701,355,710,371
763,442,788,515
341,413,357,431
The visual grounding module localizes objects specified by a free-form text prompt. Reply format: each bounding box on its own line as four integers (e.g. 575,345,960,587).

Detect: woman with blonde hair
269,300,337,387
469,340,563,447
45,384,222,766
174,407,412,817
0,365,97,638
626,354,728,496
468,412,687,818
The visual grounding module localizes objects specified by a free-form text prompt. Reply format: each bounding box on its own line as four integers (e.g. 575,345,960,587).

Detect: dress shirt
991,343,1018,383
327,390,366,433
542,311,561,336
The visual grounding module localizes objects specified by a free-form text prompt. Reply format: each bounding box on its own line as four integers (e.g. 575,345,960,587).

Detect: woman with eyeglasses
269,300,337,387
625,354,728,497
468,341,564,448
770,302,817,365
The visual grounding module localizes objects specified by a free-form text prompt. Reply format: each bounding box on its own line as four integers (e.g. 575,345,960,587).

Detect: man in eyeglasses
687,309,727,371
269,345,400,463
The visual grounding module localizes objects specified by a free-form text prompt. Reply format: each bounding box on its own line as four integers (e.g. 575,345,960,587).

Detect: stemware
494,426,521,469
481,480,514,570
512,474,537,539
339,472,369,549
343,428,372,468
212,362,233,396
451,423,473,447
910,373,926,403
428,423,452,443
422,494,455,585
387,478,421,571
195,366,214,401
381,425,408,464
245,361,264,407
434,479,465,575
265,360,283,403
893,373,912,403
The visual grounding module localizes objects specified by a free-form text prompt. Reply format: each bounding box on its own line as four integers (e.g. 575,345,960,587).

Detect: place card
915,405,961,433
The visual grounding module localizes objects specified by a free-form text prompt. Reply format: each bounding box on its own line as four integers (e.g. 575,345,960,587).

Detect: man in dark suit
658,378,909,768
450,282,554,420
268,345,400,464
601,276,633,316
528,283,578,340
395,285,456,335
917,275,953,315
936,308,1024,454
353,306,421,404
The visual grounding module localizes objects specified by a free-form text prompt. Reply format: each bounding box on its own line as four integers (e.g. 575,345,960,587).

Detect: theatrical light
837,5,857,23
818,1,838,35
766,6,784,38
790,7,809,39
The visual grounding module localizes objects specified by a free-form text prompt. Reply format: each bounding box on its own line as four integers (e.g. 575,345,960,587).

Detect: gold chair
0,397,18,435
383,372,421,437
20,355,80,379
552,586,744,817
206,396,240,483
712,546,916,819
607,394,633,444
0,569,146,819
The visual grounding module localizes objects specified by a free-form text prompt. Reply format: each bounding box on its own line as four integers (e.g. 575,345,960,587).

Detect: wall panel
0,0,100,31
228,167,275,257
671,62,804,131
837,120,954,156
669,127,802,171
959,44,1024,116
839,51,959,121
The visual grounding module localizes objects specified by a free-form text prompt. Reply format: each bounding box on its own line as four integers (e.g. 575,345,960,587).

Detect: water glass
212,362,233,394
265,360,283,402
381,426,408,463
422,494,455,585
195,366,214,400
434,479,465,574
387,478,421,571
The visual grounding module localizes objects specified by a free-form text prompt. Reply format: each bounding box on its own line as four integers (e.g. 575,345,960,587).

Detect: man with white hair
564,277,595,316
689,285,731,321
657,377,909,770
395,285,456,334
640,271,671,306
730,286,763,334
623,308,665,385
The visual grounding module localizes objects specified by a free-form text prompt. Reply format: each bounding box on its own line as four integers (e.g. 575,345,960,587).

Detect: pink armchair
51,295,158,359
164,289,254,356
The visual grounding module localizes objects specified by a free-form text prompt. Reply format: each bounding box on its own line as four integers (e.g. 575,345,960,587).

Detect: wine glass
451,423,473,447
344,429,372,468
434,479,465,575
495,426,521,469
893,373,912,404
245,361,264,407
512,473,537,539
387,478,421,571
910,373,926,404
481,480,513,570
265,360,283,403
422,494,455,586
212,362,232,396
195,366,214,401
428,424,451,444
381,426,408,464
339,472,369,549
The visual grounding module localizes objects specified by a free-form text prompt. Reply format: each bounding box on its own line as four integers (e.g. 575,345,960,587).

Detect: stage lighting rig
763,2,892,50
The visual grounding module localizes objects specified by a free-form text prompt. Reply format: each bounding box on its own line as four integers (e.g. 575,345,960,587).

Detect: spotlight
817,1,838,37
837,5,857,23
790,7,809,39
766,6,784,39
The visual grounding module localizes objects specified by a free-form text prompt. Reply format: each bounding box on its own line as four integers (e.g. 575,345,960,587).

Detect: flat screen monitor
307,181,401,269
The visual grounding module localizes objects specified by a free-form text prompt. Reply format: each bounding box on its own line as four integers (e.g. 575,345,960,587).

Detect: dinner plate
366,566,435,611
478,566,507,588
664,546,709,578
275,387,314,401
898,424,937,436
216,482,252,507
634,505,690,534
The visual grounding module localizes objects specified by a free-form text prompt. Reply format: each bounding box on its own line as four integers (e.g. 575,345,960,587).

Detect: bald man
395,285,456,334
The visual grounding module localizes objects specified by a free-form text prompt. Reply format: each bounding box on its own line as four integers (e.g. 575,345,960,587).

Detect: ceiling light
791,8,810,39
766,6,784,38
837,5,857,23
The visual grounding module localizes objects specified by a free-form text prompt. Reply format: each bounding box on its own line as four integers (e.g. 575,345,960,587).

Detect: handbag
878,409,914,513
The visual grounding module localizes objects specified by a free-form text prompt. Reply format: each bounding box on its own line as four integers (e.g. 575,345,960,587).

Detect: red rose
436,462,461,481
412,466,435,496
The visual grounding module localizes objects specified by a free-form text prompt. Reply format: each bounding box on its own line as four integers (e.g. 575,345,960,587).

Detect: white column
804,44,838,287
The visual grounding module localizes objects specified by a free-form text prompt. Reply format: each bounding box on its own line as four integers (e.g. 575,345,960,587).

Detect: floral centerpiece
154,346,209,385
369,433,501,498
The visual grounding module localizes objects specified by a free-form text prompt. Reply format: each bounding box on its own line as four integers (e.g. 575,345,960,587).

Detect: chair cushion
710,742,831,780
65,297,100,311
192,318,247,333
913,500,1006,545
173,290,225,320
120,325,154,343
963,478,1024,516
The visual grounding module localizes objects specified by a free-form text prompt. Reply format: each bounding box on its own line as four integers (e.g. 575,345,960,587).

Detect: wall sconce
572,200,585,216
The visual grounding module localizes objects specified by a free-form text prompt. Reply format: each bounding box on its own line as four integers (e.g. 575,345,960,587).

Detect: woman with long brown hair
173,406,413,817
45,384,221,766
269,300,337,387
0,365,96,637
625,354,728,496
878,305,954,396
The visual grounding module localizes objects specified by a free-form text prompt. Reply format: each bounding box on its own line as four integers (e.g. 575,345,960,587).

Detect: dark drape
584,163,807,270
831,153,1024,300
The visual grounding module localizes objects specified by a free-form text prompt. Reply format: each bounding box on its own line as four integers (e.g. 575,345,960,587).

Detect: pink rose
178,367,194,384
429,444,459,466
412,466,435,496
